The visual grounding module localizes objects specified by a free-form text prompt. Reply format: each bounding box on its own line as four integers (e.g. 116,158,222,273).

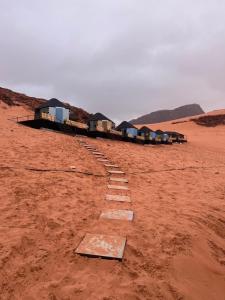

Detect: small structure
35,98,69,123
164,131,186,143
116,121,138,137
154,129,164,143
138,126,153,137
88,113,115,132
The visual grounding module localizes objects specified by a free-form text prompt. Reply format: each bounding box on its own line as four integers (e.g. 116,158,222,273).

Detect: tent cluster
32,98,187,144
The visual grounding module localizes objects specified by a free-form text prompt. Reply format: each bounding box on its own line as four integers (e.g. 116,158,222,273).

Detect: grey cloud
0,0,225,121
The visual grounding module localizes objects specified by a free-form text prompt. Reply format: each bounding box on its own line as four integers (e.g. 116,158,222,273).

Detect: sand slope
0,104,225,300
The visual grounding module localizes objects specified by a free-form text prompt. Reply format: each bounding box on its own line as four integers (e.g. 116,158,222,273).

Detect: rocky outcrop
130,104,204,125
193,114,225,127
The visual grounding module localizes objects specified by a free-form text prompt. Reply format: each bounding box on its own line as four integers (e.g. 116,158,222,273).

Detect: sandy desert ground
0,103,225,300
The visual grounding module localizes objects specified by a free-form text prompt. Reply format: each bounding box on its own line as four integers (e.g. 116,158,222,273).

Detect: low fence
8,114,35,123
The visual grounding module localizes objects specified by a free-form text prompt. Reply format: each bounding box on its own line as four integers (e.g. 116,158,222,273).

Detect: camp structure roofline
139,126,153,133
164,131,184,137
35,98,67,111
155,129,164,134
88,112,114,124
116,121,137,131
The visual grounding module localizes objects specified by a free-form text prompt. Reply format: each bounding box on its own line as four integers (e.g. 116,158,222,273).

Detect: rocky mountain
130,104,204,125
0,86,90,123
193,114,225,127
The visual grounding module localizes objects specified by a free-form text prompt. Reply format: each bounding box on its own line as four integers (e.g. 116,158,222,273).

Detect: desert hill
130,104,204,125
0,86,90,122
0,102,225,299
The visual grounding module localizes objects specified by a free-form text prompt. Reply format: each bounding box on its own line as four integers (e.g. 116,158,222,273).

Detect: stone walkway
75,139,134,260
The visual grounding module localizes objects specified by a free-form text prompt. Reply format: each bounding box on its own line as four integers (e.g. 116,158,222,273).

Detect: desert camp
17,98,187,144
1,1,225,299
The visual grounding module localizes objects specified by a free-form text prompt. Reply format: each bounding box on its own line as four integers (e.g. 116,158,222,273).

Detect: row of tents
30,98,187,144
87,113,187,144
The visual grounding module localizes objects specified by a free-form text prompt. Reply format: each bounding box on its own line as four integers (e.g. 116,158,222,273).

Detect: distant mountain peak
130,104,204,125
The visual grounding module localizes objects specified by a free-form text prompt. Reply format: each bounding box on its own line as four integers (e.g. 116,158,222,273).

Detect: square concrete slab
97,159,109,162
110,177,128,183
108,170,125,174
108,185,129,191
104,164,119,168
106,194,131,202
70,166,76,169
100,210,134,221
75,233,126,260
94,154,106,158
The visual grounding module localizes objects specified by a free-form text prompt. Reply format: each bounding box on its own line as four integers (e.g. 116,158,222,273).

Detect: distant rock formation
0,86,90,123
130,104,204,125
193,114,225,127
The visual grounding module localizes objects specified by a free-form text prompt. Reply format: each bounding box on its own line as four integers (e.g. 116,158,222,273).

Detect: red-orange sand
0,103,225,300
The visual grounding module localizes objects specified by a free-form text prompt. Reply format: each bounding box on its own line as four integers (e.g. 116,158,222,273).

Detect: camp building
88,113,115,132
35,98,69,123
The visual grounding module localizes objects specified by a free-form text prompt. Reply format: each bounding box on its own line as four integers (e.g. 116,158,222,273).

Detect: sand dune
0,103,225,299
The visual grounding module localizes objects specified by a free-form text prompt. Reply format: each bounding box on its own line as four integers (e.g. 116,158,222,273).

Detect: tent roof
88,112,114,123
155,129,164,134
37,98,66,109
139,126,153,133
116,121,137,131
164,131,184,137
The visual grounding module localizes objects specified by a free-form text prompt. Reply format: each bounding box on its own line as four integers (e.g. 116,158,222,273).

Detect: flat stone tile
97,159,109,162
108,170,125,174
94,154,106,158
110,177,128,183
108,185,129,191
104,164,119,168
75,233,126,260
100,210,134,221
106,194,131,202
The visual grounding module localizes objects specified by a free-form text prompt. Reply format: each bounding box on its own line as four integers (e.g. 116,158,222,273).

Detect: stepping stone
108,185,129,191
97,159,109,162
108,170,125,174
104,164,119,168
110,177,128,183
106,194,131,202
94,154,105,157
75,233,126,260
100,210,134,221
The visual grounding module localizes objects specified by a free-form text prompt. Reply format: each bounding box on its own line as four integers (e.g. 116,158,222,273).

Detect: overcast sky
0,0,225,121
